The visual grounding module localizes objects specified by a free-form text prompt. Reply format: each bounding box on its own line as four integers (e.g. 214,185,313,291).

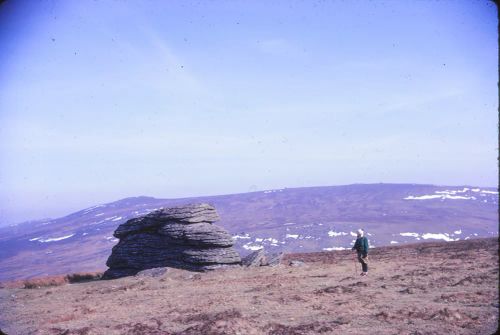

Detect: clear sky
0,0,498,224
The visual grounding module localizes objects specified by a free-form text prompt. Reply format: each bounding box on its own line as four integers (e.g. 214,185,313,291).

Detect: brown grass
0,238,498,335
0,271,103,289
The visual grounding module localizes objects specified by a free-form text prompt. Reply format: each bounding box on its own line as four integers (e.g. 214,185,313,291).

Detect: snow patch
421,233,458,242
82,204,106,213
390,241,399,244
233,234,251,240
285,234,299,239
406,187,497,201
405,195,442,200
405,194,474,200
38,234,75,243
243,244,264,251
328,231,347,237
263,189,283,194
454,230,462,235
481,190,498,194
400,232,420,238
323,247,347,251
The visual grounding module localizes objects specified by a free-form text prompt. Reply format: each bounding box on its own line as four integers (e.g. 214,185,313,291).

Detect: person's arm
362,237,368,257
352,239,359,251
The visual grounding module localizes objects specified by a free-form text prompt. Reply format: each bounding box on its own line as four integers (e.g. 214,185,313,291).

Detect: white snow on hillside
263,189,283,194
405,195,442,200
82,204,106,214
323,247,347,251
285,234,299,239
481,190,498,194
405,188,497,201
233,234,251,239
405,194,475,200
400,232,419,237
30,234,75,243
328,230,347,237
243,243,263,251
421,233,459,242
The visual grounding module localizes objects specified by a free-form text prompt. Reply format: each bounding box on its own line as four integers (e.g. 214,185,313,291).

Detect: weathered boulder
242,249,284,267
289,260,306,267
264,252,284,267
103,204,241,279
241,249,266,267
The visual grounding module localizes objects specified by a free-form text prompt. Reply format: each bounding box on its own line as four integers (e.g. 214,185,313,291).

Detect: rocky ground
0,238,498,335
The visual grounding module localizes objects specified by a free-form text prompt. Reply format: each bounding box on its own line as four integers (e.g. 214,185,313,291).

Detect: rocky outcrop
241,249,284,267
241,249,266,267
265,252,284,266
103,204,241,279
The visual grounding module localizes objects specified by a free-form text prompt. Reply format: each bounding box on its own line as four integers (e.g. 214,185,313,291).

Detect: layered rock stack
103,204,241,279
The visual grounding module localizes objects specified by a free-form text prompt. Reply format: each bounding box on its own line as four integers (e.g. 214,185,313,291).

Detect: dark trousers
357,253,368,272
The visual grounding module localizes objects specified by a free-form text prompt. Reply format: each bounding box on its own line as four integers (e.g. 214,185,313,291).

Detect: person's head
357,229,364,237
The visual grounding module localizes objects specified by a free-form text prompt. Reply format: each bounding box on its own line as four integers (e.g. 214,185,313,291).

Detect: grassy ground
0,238,498,335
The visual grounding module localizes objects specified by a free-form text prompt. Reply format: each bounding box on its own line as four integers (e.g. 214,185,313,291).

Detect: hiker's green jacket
352,236,369,255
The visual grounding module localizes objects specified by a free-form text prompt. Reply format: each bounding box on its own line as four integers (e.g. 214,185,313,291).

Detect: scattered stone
399,287,415,294
103,204,241,279
241,249,284,267
242,249,266,267
186,273,202,281
264,252,284,266
136,267,168,278
289,260,305,267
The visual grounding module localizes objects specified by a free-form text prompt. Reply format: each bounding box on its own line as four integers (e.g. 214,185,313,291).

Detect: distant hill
0,183,497,281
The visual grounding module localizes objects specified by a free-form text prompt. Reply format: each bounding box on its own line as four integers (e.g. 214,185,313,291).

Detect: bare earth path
1,238,498,335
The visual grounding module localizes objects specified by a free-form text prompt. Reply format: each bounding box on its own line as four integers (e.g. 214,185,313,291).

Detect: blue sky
0,0,498,224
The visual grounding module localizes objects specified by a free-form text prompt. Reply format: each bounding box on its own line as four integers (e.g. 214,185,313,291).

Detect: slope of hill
0,238,498,335
0,184,497,281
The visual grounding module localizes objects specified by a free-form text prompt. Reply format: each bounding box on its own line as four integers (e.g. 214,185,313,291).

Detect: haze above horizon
0,0,497,224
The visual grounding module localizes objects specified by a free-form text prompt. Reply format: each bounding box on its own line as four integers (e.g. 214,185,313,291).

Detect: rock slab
103,204,241,279
241,249,284,267
241,249,266,267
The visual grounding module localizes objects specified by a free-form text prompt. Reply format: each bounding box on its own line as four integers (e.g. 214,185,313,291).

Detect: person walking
352,229,369,276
